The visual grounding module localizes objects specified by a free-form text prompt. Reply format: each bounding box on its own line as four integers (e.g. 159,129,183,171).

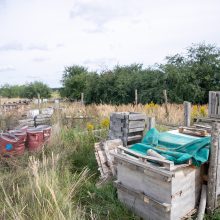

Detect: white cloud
0,42,23,51
0,65,15,72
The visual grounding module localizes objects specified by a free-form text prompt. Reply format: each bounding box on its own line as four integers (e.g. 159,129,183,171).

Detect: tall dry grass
0,124,92,220
61,102,208,126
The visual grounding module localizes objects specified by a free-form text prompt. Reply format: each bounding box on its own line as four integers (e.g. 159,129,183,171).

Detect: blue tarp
130,128,211,166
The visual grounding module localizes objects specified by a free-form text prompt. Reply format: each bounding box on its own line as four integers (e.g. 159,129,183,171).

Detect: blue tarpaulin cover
130,128,211,166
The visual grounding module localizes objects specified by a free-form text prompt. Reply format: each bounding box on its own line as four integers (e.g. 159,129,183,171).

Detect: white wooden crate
113,152,203,220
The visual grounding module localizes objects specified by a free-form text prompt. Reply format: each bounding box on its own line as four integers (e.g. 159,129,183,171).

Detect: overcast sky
0,0,219,87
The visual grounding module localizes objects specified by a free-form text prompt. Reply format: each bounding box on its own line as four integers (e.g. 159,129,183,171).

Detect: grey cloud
70,0,141,30
26,75,42,80
83,58,117,71
32,57,50,62
0,42,23,51
27,43,49,51
0,42,50,51
0,65,16,72
56,43,64,48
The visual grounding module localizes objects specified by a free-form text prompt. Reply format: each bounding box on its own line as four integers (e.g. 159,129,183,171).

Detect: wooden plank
193,124,211,132
110,113,127,120
128,113,146,121
127,135,142,142
128,127,145,133
117,188,171,220
210,114,220,119
128,120,145,129
114,181,171,211
196,117,220,123
207,122,220,213
179,126,207,137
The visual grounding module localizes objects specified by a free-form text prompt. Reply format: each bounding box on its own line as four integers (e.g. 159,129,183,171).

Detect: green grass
1,124,219,219
62,128,137,219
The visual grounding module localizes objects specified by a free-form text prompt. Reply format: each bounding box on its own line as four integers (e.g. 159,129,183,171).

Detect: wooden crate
109,112,146,146
208,91,220,118
113,152,203,220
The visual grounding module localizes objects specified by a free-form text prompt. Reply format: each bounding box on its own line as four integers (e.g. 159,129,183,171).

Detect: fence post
81,93,84,105
163,90,169,118
146,117,155,131
183,101,191,127
37,93,41,110
135,89,138,106
207,122,220,213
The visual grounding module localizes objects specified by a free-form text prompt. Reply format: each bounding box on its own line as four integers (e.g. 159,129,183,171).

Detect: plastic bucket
9,130,27,155
0,133,19,156
37,125,52,142
27,128,44,152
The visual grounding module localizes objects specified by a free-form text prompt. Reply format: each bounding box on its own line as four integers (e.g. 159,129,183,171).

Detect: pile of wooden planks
19,113,52,127
94,139,123,180
35,114,52,126
18,118,35,127
109,112,146,146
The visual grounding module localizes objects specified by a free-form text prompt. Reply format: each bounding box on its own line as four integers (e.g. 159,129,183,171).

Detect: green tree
21,81,52,99
61,65,89,100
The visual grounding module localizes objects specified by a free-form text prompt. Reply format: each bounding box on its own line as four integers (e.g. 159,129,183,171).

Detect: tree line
0,81,52,99
61,43,220,104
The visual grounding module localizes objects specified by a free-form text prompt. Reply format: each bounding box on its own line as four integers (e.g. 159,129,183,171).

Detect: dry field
61,102,208,127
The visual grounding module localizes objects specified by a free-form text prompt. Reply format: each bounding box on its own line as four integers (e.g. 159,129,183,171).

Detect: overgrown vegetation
0,81,52,99
0,119,135,219
0,103,217,219
61,43,220,104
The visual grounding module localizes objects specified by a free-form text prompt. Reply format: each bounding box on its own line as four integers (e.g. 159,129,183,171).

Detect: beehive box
208,91,220,118
113,151,203,220
109,112,146,146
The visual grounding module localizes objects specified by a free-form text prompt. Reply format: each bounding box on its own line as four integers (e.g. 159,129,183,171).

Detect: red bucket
27,128,44,152
9,130,27,155
37,125,52,143
0,133,19,156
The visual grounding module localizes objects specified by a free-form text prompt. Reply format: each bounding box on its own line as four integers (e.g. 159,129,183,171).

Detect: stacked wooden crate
112,148,203,220
35,114,52,126
209,91,220,118
109,112,146,147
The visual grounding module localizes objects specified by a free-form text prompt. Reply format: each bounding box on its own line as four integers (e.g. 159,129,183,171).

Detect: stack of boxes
109,112,146,146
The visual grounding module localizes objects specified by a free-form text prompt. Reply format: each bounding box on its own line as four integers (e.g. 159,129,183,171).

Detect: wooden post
163,90,169,118
146,117,155,131
207,122,220,213
37,93,41,110
135,89,138,106
81,93,84,105
184,101,191,127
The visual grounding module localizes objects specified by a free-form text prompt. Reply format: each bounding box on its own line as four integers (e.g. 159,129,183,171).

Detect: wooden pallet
117,146,191,171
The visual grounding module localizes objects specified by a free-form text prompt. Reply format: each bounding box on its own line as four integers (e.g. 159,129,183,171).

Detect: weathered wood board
209,91,220,118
